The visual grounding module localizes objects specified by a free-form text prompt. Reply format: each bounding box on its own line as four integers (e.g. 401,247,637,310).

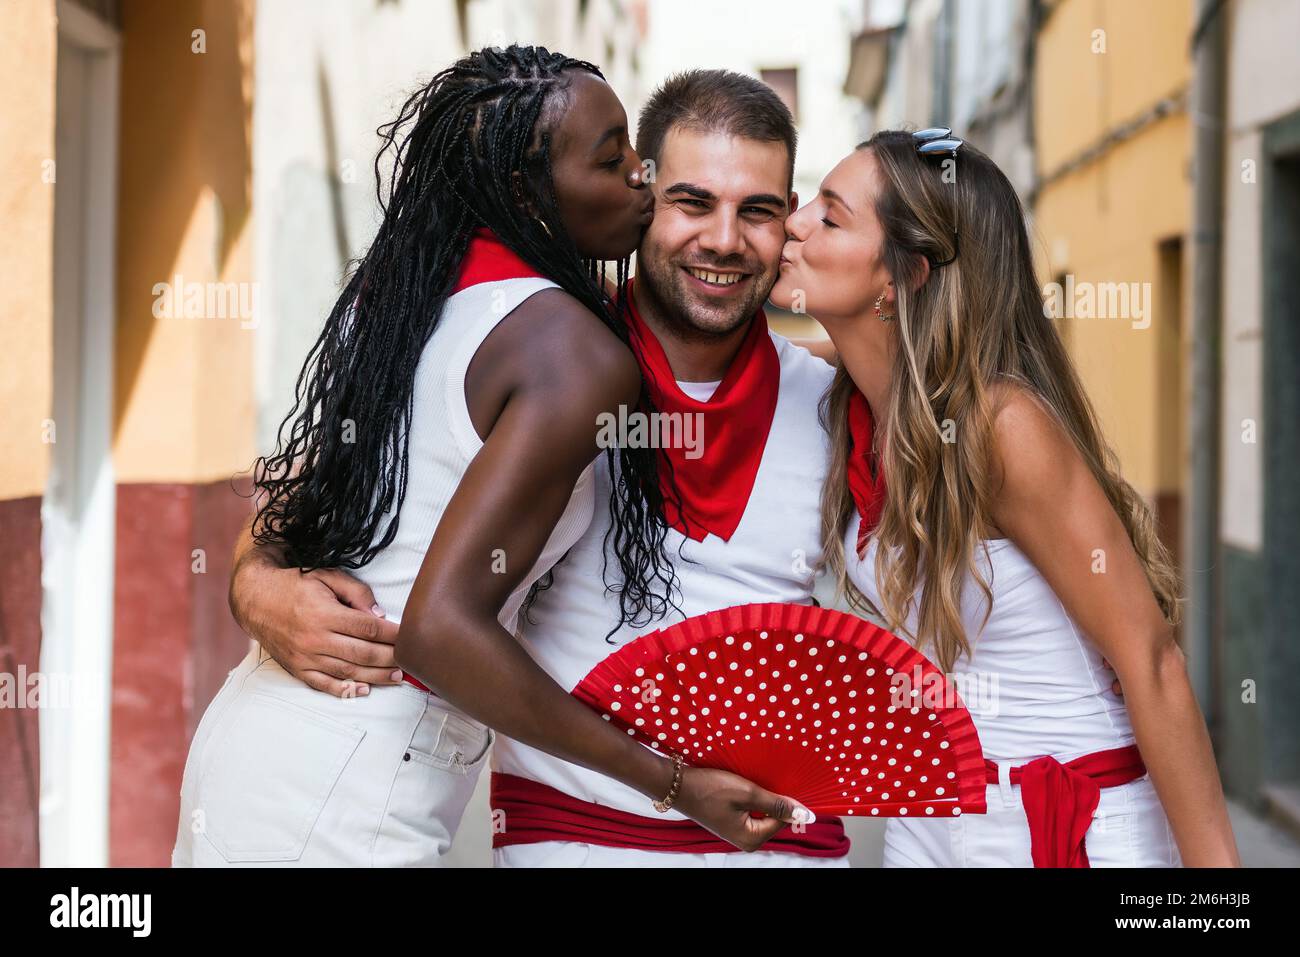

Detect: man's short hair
636,69,797,193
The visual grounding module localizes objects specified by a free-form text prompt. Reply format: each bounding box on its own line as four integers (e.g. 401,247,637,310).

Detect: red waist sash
490,771,850,858
986,744,1146,868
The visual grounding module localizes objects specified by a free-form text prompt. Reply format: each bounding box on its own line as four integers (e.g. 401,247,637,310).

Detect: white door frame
39,0,120,868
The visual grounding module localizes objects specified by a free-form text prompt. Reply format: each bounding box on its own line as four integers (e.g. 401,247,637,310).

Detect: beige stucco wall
1033,112,1190,496
1036,0,1191,176
0,0,258,494
0,0,57,501
112,0,256,484
1033,0,1193,499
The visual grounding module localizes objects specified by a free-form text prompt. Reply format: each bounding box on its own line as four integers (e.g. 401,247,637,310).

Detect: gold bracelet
652,753,685,813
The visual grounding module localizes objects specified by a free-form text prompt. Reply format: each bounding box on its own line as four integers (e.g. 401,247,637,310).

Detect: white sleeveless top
492,335,835,816
845,527,1135,762
355,277,597,715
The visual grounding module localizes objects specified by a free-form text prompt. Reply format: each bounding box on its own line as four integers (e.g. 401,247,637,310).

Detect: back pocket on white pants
195,692,364,863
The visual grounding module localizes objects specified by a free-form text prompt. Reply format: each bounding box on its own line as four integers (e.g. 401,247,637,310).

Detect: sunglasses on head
912,126,964,156
910,127,963,267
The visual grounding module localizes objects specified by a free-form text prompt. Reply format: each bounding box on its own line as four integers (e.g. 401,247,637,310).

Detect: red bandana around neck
623,278,781,542
847,389,888,556
451,227,547,293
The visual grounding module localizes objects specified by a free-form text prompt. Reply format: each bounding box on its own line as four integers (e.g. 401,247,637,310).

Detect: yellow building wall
0,0,57,501
1036,0,1191,174
113,0,256,485
1033,0,1192,499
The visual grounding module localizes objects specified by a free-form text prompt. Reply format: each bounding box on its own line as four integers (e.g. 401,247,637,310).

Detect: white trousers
172,646,492,867
883,762,1183,868
494,842,851,868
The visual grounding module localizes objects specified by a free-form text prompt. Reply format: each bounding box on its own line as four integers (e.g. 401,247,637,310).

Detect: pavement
1227,798,1300,867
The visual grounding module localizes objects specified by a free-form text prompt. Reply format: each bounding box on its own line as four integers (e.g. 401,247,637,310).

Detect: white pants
494,842,851,868
173,646,492,867
883,764,1182,868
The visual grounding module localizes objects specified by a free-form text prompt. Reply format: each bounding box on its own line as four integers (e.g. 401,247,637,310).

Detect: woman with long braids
774,130,1238,867
172,45,805,867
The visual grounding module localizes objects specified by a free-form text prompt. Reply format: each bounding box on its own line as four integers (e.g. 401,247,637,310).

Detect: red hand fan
573,602,987,818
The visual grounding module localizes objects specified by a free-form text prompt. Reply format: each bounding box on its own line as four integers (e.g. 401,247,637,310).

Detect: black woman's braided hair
251,44,680,633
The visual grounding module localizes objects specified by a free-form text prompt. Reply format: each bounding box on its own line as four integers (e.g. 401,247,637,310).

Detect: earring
874,292,895,322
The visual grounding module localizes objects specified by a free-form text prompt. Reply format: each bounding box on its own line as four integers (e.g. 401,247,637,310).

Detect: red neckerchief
847,389,887,556
451,227,546,293
623,278,780,542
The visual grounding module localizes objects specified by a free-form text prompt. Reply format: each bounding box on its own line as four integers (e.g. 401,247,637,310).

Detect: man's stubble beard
636,249,777,345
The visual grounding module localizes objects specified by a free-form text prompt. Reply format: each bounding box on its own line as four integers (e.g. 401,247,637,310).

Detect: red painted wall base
110,478,252,867
0,495,42,868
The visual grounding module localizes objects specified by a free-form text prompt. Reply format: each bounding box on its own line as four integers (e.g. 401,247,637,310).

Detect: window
760,68,799,124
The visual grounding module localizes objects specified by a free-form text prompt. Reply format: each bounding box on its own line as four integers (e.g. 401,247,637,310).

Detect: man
230,69,844,867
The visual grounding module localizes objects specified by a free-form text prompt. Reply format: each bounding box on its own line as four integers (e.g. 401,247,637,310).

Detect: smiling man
488,71,845,866
634,127,789,344
227,69,845,867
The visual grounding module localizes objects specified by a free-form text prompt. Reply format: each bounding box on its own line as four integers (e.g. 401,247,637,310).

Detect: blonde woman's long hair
820,131,1180,672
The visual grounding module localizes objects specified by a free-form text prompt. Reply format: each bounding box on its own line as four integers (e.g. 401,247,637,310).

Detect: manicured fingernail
357,684,370,696
371,604,386,617
391,670,403,682
793,806,815,825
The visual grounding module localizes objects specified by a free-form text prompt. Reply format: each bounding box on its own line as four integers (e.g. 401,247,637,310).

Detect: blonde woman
773,128,1239,867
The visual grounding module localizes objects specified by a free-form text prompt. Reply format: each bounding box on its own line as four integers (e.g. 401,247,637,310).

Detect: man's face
637,127,795,339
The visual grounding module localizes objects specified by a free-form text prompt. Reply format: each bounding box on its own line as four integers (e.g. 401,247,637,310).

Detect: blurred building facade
843,0,1300,837
2,0,258,868
248,0,651,869
6,0,1296,870
846,0,1191,564
635,0,867,340
1214,0,1300,834
846,0,1036,194
1033,0,1193,630
251,0,651,453
0,0,876,869
0,0,649,868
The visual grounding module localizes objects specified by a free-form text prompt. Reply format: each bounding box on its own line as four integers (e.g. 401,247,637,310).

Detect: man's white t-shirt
491,334,835,817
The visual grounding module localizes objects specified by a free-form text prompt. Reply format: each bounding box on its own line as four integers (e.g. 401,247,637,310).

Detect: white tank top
845,527,1135,762
491,335,835,816
355,277,597,713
